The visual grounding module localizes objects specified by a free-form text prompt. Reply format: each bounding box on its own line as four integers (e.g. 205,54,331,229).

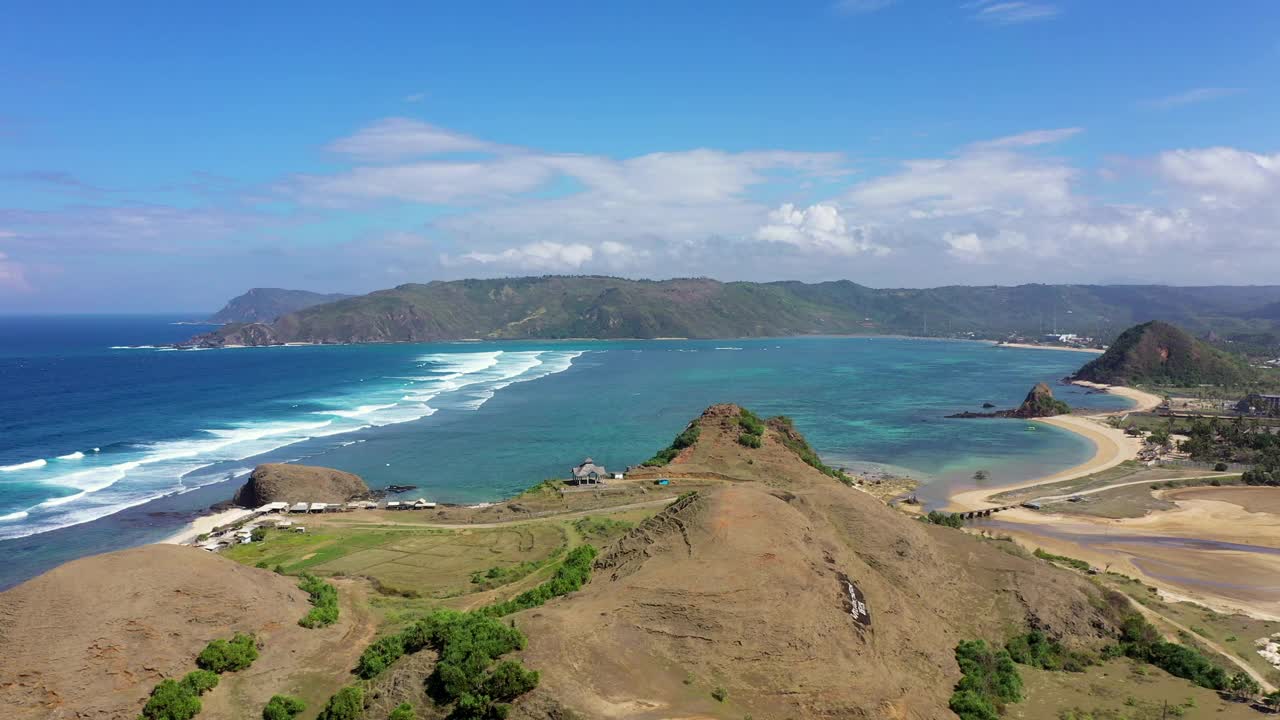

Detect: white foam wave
57,451,85,460
0,348,586,542
0,459,46,472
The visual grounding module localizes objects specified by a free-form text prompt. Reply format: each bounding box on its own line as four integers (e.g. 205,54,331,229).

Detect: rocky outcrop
232,463,370,507
209,288,352,324
948,382,1070,419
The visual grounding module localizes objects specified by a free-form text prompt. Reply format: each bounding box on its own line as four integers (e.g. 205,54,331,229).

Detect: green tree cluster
196,633,259,673
317,686,364,720
1113,614,1227,690
388,703,416,720
1004,630,1094,672
138,665,227,719
642,420,701,466
297,573,340,628
925,510,965,529
949,639,1022,720
262,694,306,720
480,544,597,617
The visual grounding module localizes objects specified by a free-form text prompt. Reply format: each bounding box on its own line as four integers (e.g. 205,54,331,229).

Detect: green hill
1073,321,1253,387
209,288,354,324
184,276,1280,348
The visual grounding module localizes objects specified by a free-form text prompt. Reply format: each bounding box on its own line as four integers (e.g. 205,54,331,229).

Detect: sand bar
991,342,1104,354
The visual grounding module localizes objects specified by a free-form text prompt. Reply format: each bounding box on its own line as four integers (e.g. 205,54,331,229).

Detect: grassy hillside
187,276,1280,347
1074,320,1254,387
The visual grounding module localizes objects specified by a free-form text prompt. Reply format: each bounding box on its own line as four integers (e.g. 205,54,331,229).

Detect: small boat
1025,425,1037,431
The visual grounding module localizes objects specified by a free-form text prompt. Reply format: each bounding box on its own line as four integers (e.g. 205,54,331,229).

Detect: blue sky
2,1,1278,311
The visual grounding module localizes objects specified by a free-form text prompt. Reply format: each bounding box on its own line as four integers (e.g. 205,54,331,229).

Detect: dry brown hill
0,544,373,720
514,404,1125,719
232,462,369,507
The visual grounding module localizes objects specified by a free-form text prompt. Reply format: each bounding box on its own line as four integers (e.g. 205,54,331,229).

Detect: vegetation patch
480,544,597,617
736,408,765,448
925,510,966,528
1033,548,1092,573
1111,614,1227,691
297,572,340,628
262,694,306,720
572,515,633,541
767,415,854,485
196,632,260,673
950,639,1023,720
1004,631,1095,672
643,419,701,466
317,685,364,720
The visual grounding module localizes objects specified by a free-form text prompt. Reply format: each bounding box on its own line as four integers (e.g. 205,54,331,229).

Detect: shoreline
158,507,256,546
989,342,1104,354
946,381,1162,512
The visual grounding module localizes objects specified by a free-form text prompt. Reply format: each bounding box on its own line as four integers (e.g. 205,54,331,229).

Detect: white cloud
1157,147,1280,197
846,147,1078,216
970,127,1082,149
755,203,886,256
457,241,595,270
965,1,1060,24
288,157,555,206
1142,87,1243,110
326,118,498,161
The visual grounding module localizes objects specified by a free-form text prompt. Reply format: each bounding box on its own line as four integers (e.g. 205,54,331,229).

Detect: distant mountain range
208,288,354,324
188,277,1280,349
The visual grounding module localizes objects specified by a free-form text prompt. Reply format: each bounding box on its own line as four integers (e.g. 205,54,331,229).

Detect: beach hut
255,501,289,514
386,501,402,510
289,502,308,513
569,457,608,486
293,526,306,533
275,519,294,528
308,502,328,513
411,498,436,510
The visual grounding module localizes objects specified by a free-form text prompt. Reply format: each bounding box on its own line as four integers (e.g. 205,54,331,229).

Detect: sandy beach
947,382,1162,512
159,507,255,545
991,342,1105,354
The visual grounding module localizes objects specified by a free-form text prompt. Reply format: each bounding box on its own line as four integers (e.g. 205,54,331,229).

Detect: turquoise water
0,316,1129,588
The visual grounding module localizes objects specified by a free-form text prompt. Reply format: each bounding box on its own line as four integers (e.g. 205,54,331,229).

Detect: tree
317,686,363,720
1227,671,1261,702
196,633,259,673
140,679,201,720
263,695,306,720
388,703,416,720
179,669,219,696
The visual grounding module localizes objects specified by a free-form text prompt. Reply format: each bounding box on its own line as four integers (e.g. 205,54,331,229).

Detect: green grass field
1011,659,1260,719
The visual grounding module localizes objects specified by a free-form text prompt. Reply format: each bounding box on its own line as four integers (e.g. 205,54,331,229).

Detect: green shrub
949,639,1022,718
355,633,406,679
737,432,762,448
1033,548,1091,572
484,660,540,701
711,686,728,702
767,416,854,485
480,545,597,617
179,669,220,696
1116,614,1227,690
196,633,259,673
1005,631,1094,672
317,686,364,720
298,573,340,628
642,420,701,466
140,679,202,720
926,510,965,528
388,702,416,720
251,526,268,542
262,694,306,720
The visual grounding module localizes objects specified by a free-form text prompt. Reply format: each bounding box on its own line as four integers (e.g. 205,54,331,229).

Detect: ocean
0,315,1130,589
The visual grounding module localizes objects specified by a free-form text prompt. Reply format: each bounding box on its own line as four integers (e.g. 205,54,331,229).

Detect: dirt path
1028,474,1228,504
329,497,678,531
1130,597,1276,693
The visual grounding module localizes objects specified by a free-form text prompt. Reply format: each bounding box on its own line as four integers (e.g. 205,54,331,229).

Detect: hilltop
184,276,1280,346
208,288,353,324
231,463,370,507
511,404,1127,718
1074,320,1253,387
